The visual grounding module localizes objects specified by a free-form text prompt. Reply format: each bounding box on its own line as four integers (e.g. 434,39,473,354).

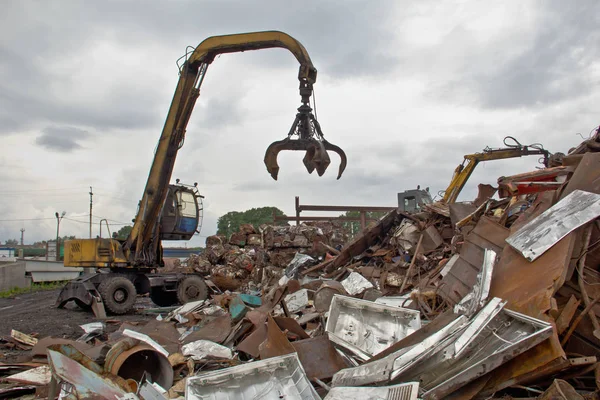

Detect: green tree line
217,207,287,238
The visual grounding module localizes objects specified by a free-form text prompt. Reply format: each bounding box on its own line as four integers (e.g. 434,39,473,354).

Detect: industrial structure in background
55,31,347,316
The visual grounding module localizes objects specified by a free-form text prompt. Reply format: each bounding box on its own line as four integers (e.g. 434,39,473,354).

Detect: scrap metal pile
175,222,350,292
3,134,600,399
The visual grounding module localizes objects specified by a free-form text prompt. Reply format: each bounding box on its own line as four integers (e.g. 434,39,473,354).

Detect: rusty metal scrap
46,344,132,399
292,335,350,381
104,336,174,390
439,216,509,305
9,133,600,398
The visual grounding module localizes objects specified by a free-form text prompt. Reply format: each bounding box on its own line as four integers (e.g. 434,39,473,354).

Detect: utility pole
89,186,93,239
20,228,25,245
55,211,65,261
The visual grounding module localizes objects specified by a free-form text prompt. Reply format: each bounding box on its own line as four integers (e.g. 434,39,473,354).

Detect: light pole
55,211,65,261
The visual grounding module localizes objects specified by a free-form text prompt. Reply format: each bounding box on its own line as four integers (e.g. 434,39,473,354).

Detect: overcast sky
1,1,599,246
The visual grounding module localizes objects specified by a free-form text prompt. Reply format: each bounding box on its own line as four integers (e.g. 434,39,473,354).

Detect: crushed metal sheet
80,322,105,333
31,337,93,360
341,272,373,295
326,295,421,361
181,340,233,361
285,253,315,278
5,365,51,386
123,329,169,358
138,381,168,400
186,353,320,400
539,379,585,400
324,382,419,400
274,316,311,340
284,288,310,313
0,386,36,398
181,314,232,345
439,254,459,277
77,322,106,342
331,315,468,387
47,348,128,399
392,220,420,253
482,192,573,391
236,324,267,358
453,297,506,357
439,216,509,304
454,249,497,316
11,329,38,346
375,294,413,308
506,189,600,261
292,335,349,380
167,300,205,320
395,299,553,399
259,315,296,360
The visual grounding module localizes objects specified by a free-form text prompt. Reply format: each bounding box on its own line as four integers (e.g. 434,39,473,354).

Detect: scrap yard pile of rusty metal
170,221,350,292
3,133,600,399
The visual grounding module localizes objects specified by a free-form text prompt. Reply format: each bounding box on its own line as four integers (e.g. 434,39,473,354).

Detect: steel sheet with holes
325,295,421,361
506,189,600,261
186,353,319,400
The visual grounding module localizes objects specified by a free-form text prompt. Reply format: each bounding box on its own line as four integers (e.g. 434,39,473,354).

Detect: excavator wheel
177,276,208,304
98,276,137,315
150,288,179,307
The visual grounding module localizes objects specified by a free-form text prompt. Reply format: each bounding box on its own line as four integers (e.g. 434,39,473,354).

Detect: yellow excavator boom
65,31,346,270
58,31,347,315
442,138,550,203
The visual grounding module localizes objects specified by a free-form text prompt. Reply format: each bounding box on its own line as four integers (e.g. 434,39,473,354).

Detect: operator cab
160,183,204,240
398,187,433,213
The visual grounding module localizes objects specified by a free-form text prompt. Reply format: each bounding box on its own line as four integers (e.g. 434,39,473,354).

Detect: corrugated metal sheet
439,216,509,304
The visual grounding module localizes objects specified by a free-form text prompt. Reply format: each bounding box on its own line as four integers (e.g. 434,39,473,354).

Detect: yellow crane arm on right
442,137,550,203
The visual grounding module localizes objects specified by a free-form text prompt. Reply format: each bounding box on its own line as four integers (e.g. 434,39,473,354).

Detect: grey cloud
198,97,244,129
0,45,164,135
36,126,91,152
4,0,400,76
233,181,275,192
1,0,400,140
100,0,399,77
445,1,600,109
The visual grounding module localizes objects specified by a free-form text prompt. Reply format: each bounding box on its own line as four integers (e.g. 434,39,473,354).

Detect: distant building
0,247,17,262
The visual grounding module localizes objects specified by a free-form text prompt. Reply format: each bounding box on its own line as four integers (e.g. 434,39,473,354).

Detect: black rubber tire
98,276,137,315
149,288,179,307
176,276,208,304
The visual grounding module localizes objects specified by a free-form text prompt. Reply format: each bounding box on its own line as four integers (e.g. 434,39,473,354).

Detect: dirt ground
0,288,154,362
